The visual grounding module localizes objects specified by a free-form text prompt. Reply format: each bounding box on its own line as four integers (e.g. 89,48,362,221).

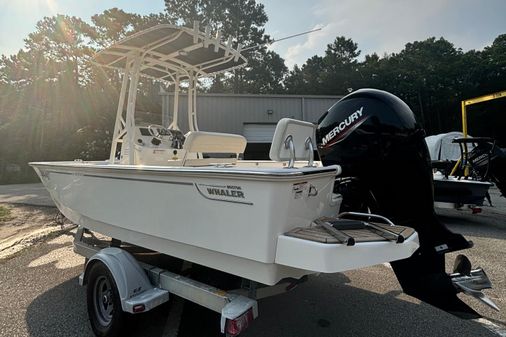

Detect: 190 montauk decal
195,183,253,205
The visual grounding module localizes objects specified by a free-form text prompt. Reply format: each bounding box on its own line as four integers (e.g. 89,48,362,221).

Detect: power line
241,27,322,52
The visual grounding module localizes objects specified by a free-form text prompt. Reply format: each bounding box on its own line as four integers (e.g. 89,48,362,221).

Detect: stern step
286,218,415,245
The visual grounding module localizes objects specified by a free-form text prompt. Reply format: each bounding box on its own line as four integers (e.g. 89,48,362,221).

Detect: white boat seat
182,131,247,166
269,118,317,167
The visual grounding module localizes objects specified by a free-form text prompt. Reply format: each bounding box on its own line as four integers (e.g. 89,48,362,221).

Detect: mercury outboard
467,138,506,197
316,88,498,317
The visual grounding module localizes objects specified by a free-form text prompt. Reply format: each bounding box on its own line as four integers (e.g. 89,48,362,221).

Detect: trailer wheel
87,261,125,337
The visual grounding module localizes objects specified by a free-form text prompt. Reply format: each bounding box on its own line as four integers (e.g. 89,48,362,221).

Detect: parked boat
426,132,505,209
30,23,497,337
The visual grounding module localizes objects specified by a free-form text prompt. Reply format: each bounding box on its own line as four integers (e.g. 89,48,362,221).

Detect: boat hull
31,161,419,285
433,176,493,205
31,162,341,283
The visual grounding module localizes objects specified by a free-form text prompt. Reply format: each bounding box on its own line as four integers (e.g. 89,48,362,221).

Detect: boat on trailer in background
30,22,498,337
426,132,494,212
425,90,506,212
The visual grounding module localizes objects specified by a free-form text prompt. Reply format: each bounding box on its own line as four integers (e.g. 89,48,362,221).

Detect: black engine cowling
317,88,433,222
468,140,506,196
316,89,480,318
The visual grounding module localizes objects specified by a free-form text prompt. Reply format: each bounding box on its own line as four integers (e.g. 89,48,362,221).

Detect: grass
0,205,12,222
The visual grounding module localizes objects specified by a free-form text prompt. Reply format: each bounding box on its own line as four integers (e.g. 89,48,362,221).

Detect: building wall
160,92,342,135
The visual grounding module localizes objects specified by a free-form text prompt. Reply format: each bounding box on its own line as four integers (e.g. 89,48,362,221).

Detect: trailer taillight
133,304,145,313
225,308,254,336
471,207,482,214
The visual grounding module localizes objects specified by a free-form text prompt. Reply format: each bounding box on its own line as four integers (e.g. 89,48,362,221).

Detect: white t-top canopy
93,22,248,82
98,22,248,164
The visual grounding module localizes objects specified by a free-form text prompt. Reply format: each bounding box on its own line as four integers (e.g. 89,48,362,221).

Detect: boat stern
275,213,419,274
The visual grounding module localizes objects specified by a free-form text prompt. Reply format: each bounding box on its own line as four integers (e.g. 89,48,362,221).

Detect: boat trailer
74,226,264,336
73,210,497,336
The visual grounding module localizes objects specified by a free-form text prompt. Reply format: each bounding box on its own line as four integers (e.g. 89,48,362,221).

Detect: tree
2,6,506,183
91,8,140,47
480,34,506,93
321,36,361,94
241,50,287,93
164,0,287,93
299,55,326,94
24,15,96,86
356,53,383,89
91,8,174,47
284,65,305,94
283,35,503,135
0,14,104,182
325,36,360,65
386,37,463,131
89,9,172,116
285,37,361,95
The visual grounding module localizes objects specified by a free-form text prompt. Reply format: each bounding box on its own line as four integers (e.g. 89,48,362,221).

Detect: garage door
243,123,277,143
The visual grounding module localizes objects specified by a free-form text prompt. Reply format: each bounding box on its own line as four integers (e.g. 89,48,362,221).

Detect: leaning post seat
269,118,317,167
181,131,247,166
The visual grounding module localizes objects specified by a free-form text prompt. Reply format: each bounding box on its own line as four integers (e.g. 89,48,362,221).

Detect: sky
0,0,505,69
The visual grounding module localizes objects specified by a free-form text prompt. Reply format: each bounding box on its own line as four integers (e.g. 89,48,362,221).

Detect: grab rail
305,137,315,167
313,219,355,246
284,135,316,168
337,212,404,243
284,135,295,168
337,212,395,226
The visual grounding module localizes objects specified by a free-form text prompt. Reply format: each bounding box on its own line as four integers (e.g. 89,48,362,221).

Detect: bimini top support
95,22,248,163
93,21,247,82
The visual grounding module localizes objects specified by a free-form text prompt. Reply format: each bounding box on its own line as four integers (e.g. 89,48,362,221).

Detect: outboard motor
316,88,496,317
468,139,506,197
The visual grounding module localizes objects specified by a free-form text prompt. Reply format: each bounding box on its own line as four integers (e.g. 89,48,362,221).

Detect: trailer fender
80,247,169,313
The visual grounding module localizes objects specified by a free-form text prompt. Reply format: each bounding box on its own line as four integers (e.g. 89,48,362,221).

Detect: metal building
160,92,342,158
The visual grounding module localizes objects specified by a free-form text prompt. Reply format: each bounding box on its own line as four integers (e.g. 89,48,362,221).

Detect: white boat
30,25,500,337
426,132,493,209
432,172,493,209
30,23,419,286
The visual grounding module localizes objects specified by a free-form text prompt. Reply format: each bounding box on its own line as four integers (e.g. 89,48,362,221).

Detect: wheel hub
94,276,114,326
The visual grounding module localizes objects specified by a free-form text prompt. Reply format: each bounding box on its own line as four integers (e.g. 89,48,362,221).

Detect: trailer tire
87,261,126,337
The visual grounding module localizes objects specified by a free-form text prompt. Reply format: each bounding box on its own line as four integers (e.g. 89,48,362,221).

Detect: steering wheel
147,124,165,140
147,125,185,149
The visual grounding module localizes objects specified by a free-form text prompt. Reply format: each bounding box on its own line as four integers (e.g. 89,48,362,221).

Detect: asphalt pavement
0,231,502,337
0,184,505,336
